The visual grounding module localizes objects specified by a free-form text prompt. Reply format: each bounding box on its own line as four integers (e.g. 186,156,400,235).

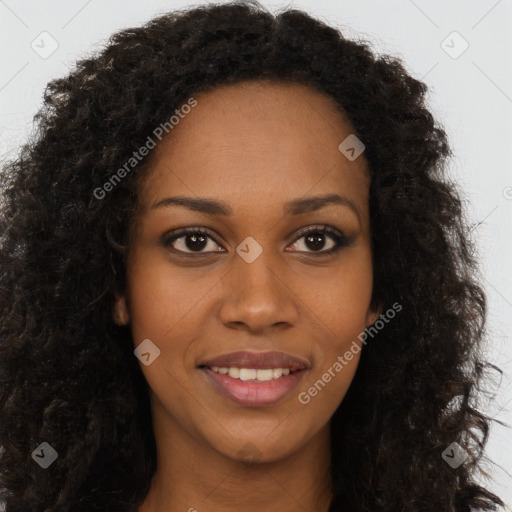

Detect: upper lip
198,350,309,371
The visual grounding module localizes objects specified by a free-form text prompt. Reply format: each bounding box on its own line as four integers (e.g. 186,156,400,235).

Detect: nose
218,248,299,334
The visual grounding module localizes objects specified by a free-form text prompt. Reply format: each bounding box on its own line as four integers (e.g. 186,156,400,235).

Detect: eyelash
161,224,350,257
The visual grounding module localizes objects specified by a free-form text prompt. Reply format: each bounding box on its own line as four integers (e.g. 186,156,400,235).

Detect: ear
112,294,130,326
365,304,382,327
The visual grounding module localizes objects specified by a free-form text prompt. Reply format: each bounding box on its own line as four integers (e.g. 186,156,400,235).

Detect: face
114,80,379,464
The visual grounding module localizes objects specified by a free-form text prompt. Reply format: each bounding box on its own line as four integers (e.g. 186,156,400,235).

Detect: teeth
254,369,273,381
239,368,257,381
210,366,295,381
228,367,240,379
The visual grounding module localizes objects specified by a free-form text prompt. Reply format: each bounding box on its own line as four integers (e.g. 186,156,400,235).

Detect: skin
113,80,380,512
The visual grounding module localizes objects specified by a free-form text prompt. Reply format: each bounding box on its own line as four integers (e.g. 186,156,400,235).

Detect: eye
287,224,350,255
162,228,224,255
162,224,350,257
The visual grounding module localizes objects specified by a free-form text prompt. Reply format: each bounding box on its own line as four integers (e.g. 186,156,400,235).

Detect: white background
1,0,511,508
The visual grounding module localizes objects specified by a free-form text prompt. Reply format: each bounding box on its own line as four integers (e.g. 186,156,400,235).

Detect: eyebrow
151,193,360,222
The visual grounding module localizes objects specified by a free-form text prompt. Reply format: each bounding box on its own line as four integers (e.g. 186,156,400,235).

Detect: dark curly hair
0,1,506,511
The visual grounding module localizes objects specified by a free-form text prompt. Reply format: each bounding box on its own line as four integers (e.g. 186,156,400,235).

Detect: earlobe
112,295,130,326
366,306,382,327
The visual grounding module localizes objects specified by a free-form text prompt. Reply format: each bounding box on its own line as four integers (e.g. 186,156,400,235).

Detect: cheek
125,258,203,409
125,254,225,403
125,254,214,343
296,250,373,406
307,249,374,338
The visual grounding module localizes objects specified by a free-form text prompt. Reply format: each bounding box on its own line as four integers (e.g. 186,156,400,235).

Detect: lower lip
200,367,307,407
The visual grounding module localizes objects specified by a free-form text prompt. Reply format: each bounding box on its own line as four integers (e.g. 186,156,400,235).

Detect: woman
0,1,505,511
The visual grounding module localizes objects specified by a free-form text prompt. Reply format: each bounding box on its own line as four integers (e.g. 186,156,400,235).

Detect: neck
139,397,333,512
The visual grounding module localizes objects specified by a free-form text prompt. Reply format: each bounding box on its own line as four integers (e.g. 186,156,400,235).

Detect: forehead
138,80,370,219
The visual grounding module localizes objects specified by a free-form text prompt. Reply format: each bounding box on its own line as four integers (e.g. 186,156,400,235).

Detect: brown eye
287,225,350,255
163,229,224,255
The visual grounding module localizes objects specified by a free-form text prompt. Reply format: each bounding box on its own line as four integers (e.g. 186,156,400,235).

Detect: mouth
198,364,308,407
197,350,310,407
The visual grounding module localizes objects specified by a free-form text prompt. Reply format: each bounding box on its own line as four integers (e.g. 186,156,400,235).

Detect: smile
209,366,293,381
199,366,307,407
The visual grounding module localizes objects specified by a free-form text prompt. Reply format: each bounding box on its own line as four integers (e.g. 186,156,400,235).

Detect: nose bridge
218,235,298,330
242,252,276,287
233,235,284,299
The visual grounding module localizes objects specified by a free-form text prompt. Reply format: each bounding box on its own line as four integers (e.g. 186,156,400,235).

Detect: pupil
186,233,207,251
306,233,325,251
